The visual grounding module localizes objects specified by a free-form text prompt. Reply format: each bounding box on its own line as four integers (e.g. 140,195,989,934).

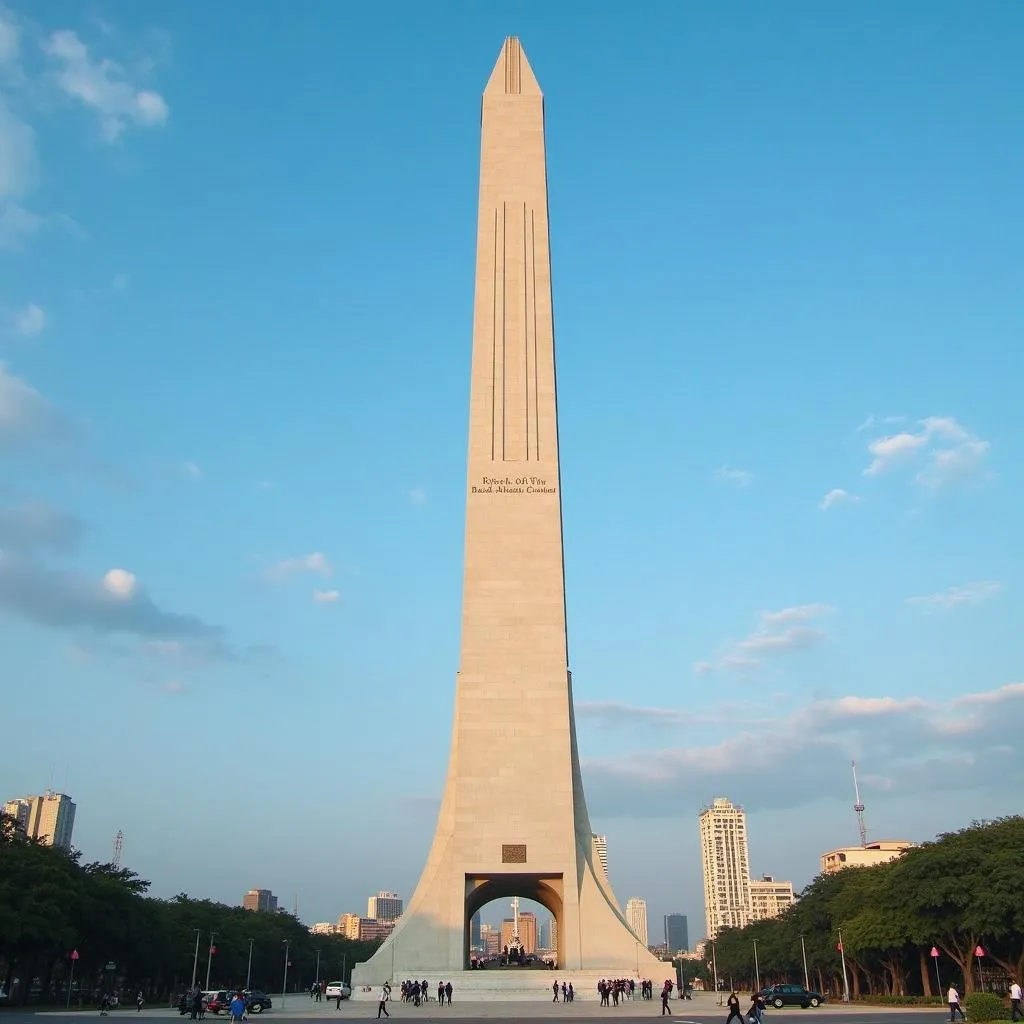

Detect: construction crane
112,830,124,867
851,761,868,847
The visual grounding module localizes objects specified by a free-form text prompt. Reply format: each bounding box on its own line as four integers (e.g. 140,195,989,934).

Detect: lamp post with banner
67,950,79,1008
975,945,986,993
930,947,941,995
205,935,217,991
837,930,850,1003
799,934,810,990
753,939,761,994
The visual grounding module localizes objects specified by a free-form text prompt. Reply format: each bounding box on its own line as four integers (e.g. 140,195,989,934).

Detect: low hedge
965,993,1009,1021
854,995,946,1005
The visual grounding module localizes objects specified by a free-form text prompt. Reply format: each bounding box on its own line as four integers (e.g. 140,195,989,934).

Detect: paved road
9,1007,951,1024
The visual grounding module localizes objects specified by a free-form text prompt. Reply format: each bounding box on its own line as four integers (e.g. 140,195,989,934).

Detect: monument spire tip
484,35,542,97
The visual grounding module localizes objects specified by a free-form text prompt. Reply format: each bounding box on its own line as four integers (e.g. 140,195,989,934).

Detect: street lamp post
838,929,850,1003
799,934,810,991
282,941,291,1007
205,934,217,991
246,939,254,991
753,939,760,994
315,949,321,987
190,929,201,989
930,947,942,996
342,954,347,987
712,940,721,1006
67,950,79,1008
975,945,986,993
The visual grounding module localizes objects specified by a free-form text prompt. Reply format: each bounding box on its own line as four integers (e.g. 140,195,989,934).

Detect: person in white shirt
1010,980,1022,1022
947,986,965,1022
377,984,391,1019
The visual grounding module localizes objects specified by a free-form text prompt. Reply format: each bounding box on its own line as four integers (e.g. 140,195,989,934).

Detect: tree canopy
710,817,1024,999
0,815,380,1006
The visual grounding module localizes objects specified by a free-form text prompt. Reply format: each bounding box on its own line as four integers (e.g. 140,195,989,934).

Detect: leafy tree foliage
0,814,380,1006
708,818,1024,999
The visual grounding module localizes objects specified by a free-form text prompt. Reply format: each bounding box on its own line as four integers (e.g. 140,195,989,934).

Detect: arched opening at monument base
465,874,564,971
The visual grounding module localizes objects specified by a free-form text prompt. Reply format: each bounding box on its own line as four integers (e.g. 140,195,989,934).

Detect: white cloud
906,580,1003,610
266,551,333,581
580,681,1024,817
694,604,832,675
863,416,990,488
102,567,138,599
182,460,203,479
819,488,859,511
312,589,340,604
43,29,169,141
713,465,754,488
13,303,45,336
0,9,19,67
408,487,427,506
857,414,905,433
161,679,185,695
0,362,76,451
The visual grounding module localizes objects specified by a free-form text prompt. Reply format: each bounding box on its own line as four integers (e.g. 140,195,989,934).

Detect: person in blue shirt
229,992,246,1024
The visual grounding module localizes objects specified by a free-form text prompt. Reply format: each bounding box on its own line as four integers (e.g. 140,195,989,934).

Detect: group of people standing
551,980,575,1002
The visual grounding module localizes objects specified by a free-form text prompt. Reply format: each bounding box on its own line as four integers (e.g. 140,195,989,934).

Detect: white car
324,982,351,1001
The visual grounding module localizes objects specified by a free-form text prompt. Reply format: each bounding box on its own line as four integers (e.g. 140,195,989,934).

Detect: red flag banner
836,942,843,952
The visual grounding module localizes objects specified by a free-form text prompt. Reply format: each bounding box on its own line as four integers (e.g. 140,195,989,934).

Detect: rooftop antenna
112,830,124,867
851,760,868,847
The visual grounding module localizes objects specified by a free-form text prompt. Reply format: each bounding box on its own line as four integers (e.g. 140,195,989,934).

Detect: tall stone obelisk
353,37,660,986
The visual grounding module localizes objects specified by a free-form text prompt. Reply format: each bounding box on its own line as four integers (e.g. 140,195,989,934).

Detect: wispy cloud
0,500,85,553
581,682,1024,817
819,488,859,511
906,580,1003,610
0,362,77,452
312,589,339,603
713,465,754,488
42,30,169,142
265,551,333,581
13,303,46,336
408,487,427,506
863,416,990,488
182,461,203,479
694,604,832,675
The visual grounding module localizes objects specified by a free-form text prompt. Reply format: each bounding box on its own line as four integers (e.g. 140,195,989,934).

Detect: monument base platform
349,970,677,1002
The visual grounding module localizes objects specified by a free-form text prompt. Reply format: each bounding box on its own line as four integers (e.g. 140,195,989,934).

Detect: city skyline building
367,890,403,922
470,912,482,951
625,898,649,946
748,875,795,922
664,913,688,953
242,888,278,912
2,791,76,849
699,797,752,938
592,834,608,877
501,910,538,954
820,840,916,874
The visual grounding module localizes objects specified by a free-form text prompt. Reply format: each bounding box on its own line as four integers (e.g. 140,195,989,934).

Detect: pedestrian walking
1011,980,1023,1023
444,981,452,1005
377,984,391,1019
553,980,560,1002
947,985,966,1022
726,991,744,1024
229,992,246,1024
137,991,145,1012
661,982,671,1016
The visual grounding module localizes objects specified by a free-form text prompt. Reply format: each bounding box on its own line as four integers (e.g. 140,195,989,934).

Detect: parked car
205,991,232,1014
324,982,351,1001
243,990,273,1013
758,984,826,1009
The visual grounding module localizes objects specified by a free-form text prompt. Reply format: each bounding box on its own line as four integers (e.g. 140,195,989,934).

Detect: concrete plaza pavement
28,993,946,1021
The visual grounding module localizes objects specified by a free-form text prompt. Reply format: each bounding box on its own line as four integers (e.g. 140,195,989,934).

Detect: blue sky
1,0,1022,941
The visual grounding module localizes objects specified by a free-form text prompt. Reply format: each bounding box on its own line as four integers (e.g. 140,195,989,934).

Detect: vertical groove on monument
352,37,662,990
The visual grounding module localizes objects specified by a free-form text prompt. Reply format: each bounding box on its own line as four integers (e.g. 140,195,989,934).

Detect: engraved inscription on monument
471,474,557,495
502,844,528,864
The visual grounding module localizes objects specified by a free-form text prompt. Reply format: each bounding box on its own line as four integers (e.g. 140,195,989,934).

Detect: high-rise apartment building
699,797,752,938
625,898,649,945
470,912,483,951
664,913,689,953
748,875,795,921
337,913,361,940
591,834,608,877
243,888,278,912
2,792,76,849
367,890,403,922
